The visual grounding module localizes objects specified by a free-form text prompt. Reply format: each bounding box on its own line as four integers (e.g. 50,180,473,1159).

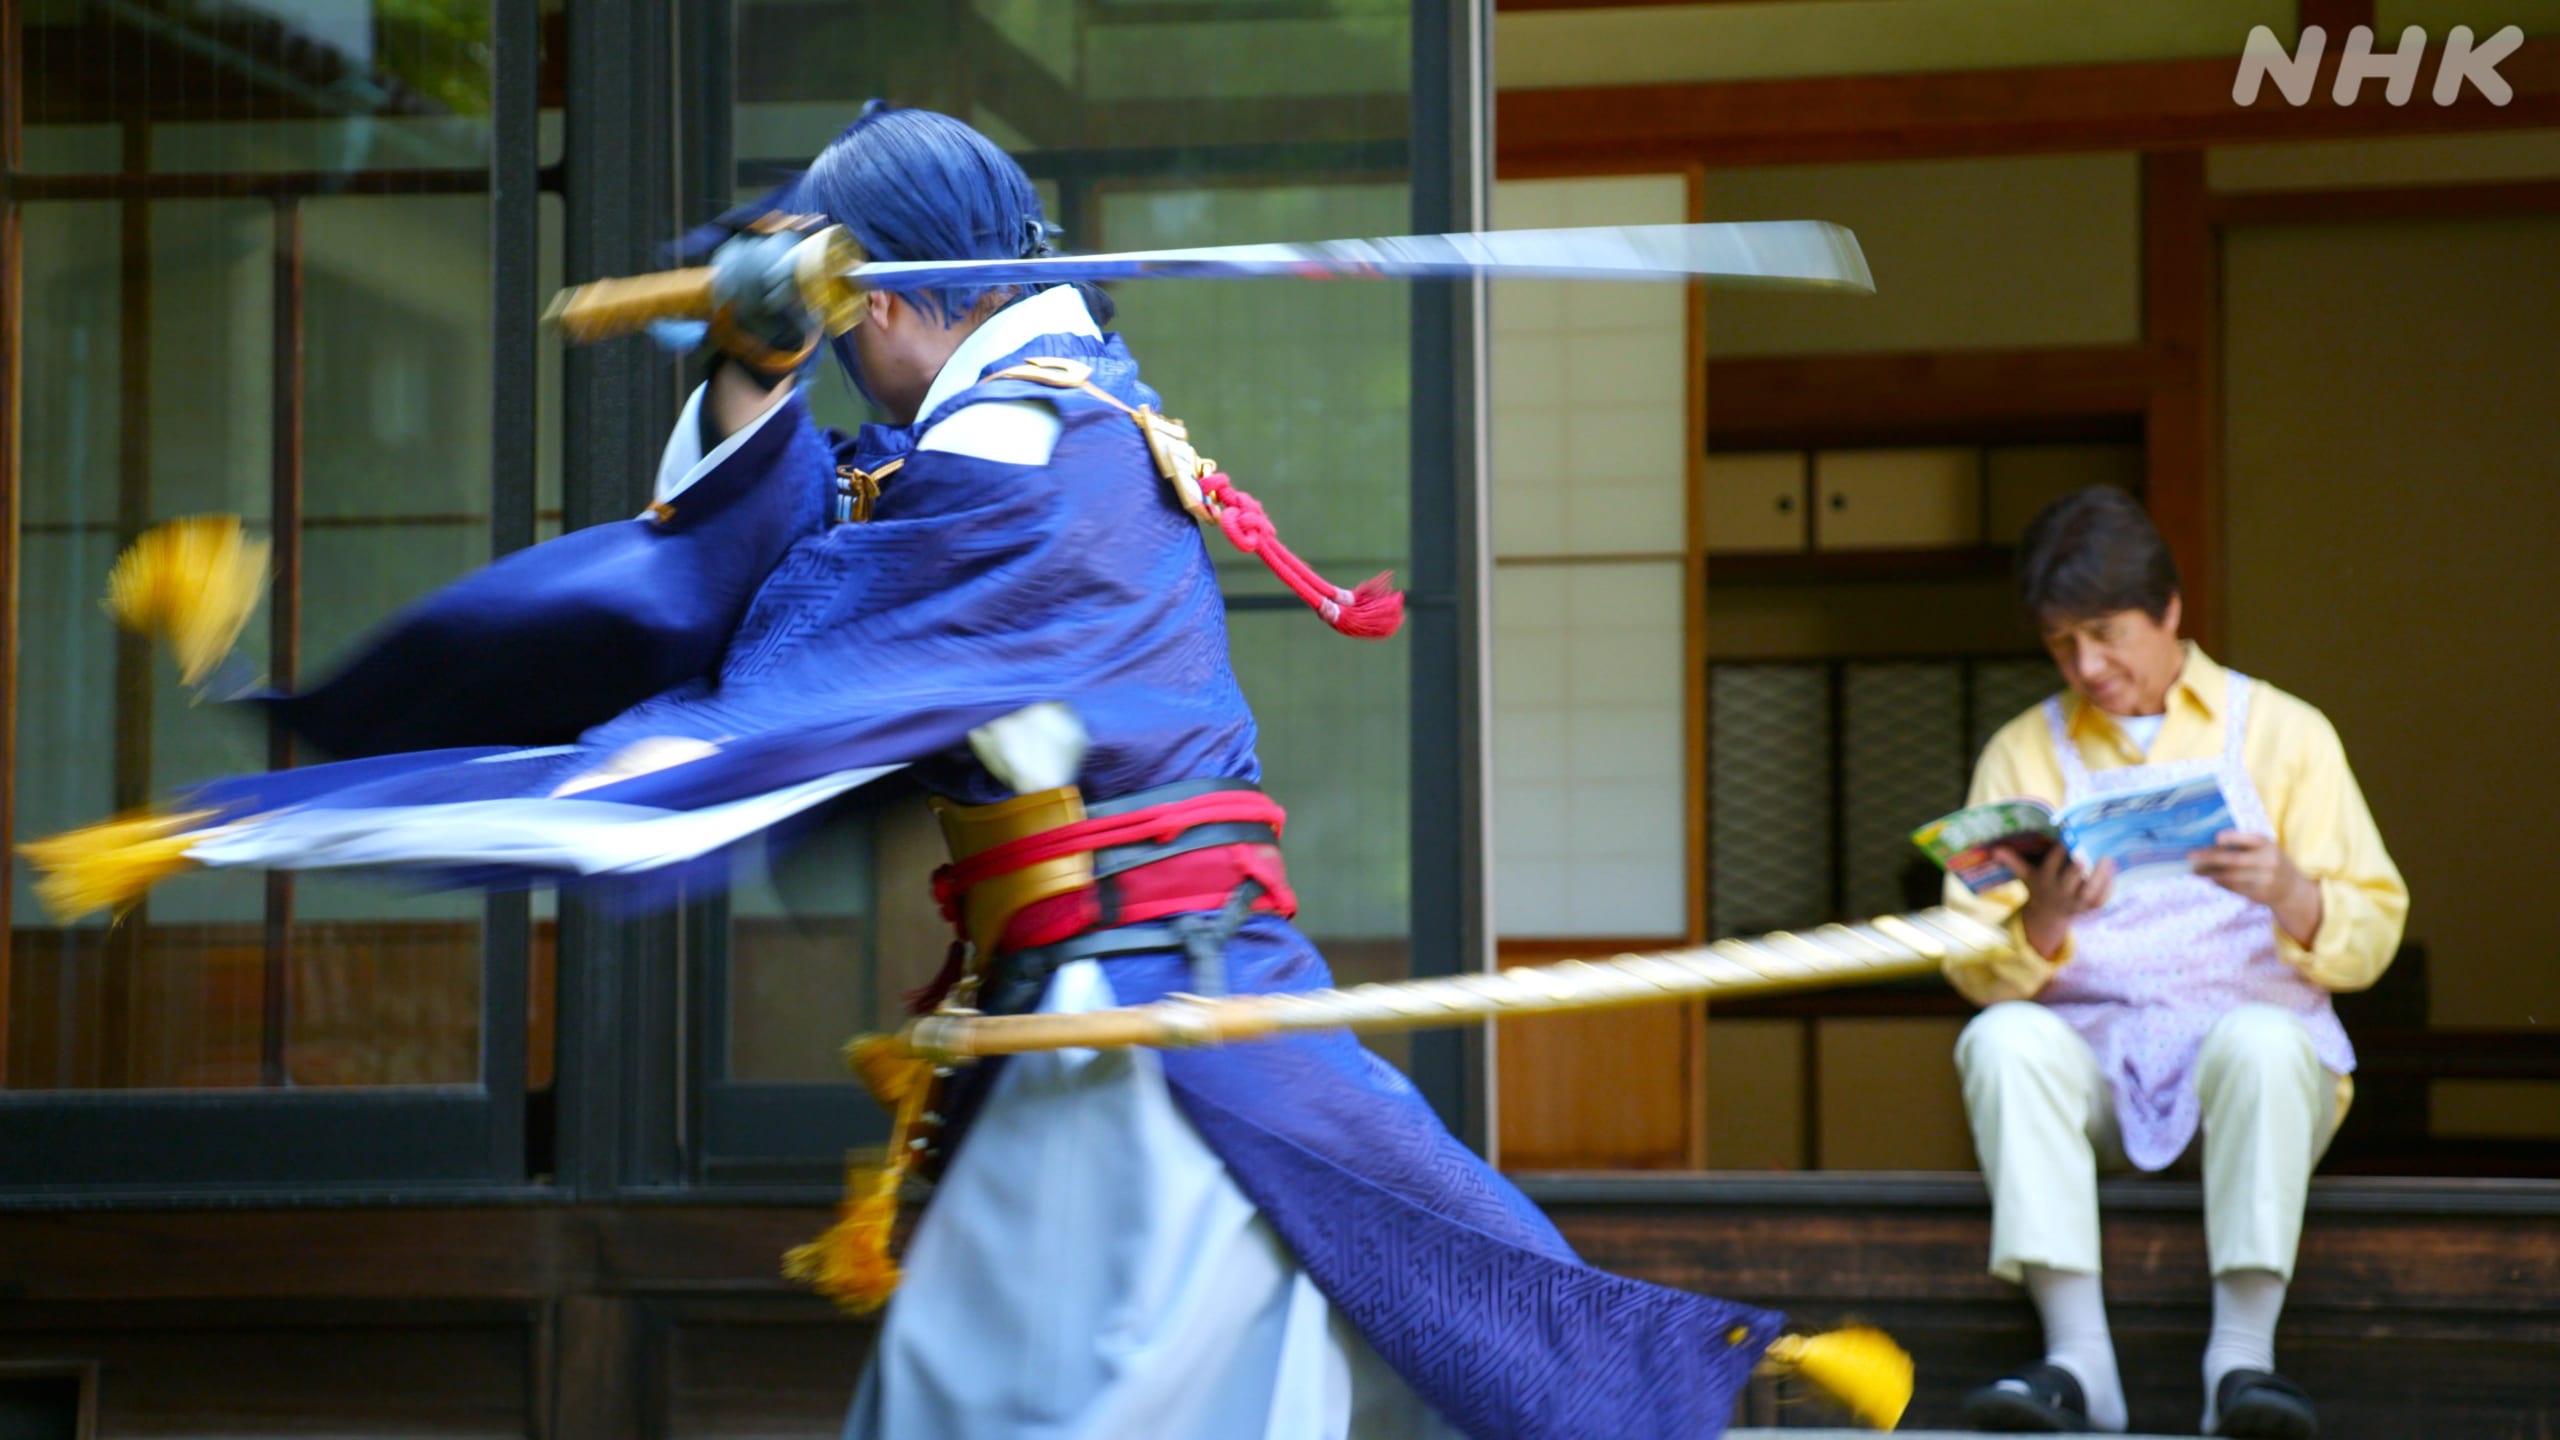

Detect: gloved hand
708,228,819,376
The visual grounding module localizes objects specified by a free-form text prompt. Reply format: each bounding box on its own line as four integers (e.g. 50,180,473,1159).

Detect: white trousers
844,960,1459,1440
1955,1002,2343,1283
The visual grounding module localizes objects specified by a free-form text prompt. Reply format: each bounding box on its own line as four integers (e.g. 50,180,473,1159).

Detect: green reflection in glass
715,0,1423,1089
18,1,496,174
1101,184,1412,577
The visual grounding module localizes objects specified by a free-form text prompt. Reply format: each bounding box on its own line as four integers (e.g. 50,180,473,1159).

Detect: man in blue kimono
42,106,1787,1439
672,106,1789,1440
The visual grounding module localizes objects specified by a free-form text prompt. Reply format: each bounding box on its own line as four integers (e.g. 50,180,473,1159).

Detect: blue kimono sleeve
261,388,832,758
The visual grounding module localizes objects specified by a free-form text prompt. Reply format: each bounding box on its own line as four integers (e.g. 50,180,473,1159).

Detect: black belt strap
989,879,1267,1016
1091,820,1279,881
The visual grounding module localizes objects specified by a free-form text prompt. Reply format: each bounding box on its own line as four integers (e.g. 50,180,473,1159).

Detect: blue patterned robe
180,288,1781,1439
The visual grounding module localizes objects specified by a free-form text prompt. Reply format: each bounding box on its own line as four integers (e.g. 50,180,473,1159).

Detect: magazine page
1911,800,2060,893
2059,775,2236,884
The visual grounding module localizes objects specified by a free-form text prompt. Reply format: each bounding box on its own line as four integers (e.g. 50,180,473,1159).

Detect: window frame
0,0,553,1199
673,0,1497,1188
0,0,1495,1202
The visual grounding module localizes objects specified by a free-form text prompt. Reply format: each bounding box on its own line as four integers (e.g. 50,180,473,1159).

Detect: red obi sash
913,783,1295,1012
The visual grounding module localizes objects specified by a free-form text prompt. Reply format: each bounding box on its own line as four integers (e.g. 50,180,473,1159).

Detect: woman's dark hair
2015,485,2180,623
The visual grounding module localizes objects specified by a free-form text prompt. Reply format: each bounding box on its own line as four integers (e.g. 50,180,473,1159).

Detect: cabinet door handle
1775,494,1794,513
1827,492,1847,511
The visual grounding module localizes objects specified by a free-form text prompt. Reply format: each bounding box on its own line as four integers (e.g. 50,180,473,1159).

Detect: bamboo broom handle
893,906,2005,1062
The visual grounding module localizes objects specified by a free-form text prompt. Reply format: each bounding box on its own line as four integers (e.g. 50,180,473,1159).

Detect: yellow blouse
1944,645,2409,1008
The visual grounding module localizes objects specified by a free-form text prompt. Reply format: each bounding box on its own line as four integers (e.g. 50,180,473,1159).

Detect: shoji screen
1490,174,1692,940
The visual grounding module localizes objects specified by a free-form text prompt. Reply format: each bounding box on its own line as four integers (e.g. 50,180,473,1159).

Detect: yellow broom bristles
105,515,270,685
782,1163,907,1316
785,1039,938,1314
1761,1326,1915,1431
18,808,218,922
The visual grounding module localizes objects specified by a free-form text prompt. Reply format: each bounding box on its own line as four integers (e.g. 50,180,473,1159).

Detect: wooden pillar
104,115,155,1086
540,1295,654,1440
262,199,304,1088
2143,150,2222,653
1683,163,1711,1170
0,0,23,1083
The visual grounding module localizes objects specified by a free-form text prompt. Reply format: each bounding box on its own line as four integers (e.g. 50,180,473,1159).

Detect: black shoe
1961,1363,2092,1432
2211,1369,2318,1440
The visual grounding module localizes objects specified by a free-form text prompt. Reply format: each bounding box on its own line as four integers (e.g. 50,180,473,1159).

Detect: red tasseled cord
1200,472,1403,639
905,940,971,1015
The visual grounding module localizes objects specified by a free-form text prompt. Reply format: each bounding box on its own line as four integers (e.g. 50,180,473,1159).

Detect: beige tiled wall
1490,174,1691,938
1495,562,1687,936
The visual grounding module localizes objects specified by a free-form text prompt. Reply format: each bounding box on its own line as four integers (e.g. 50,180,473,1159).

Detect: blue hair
798,103,1112,329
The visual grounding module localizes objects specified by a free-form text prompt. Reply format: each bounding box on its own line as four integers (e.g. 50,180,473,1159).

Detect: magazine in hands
1912,775,2239,894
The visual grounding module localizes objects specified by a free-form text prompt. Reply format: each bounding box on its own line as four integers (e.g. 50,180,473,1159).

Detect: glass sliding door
692,0,1486,1182
1,0,551,1192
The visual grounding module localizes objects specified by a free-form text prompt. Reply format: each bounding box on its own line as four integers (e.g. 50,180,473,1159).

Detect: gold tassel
782,1159,909,1316
844,1032,931,1109
1760,1326,1915,1431
105,515,270,686
785,1037,936,1314
18,808,218,922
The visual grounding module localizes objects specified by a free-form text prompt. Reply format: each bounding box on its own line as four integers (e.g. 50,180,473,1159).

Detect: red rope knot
1196,472,1403,639
1201,473,1273,552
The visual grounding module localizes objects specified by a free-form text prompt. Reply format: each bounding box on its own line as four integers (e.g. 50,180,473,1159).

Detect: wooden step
1524,1172,2560,1438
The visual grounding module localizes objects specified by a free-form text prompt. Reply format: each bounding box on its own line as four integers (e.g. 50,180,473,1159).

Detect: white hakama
842,960,1461,1440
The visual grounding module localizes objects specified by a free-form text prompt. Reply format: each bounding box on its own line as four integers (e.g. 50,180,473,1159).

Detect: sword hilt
544,225,870,347
543,267,718,344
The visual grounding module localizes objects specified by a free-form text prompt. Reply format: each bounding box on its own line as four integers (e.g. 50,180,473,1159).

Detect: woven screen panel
1970,657,2059,763
1843,662,1969,919
1709,664,1833,937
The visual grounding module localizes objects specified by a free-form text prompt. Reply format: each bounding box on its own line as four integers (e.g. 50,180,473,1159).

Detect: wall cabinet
1813,447,1983,550
1705,442,2142,558
1702,452,1809,552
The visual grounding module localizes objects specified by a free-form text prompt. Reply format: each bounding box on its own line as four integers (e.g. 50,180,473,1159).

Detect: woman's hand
1993,844,2115,961
2192,830,2324,946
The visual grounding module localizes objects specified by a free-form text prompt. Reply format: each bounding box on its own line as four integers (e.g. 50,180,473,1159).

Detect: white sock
2024,1264,2128,1433
2202,1269,2287,1429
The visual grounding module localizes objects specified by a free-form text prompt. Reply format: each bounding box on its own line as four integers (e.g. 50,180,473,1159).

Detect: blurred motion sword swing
44,205,1923,1430
544,218,1877,344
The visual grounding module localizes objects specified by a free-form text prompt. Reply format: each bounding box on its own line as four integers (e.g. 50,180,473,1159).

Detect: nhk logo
2233,24,2526,106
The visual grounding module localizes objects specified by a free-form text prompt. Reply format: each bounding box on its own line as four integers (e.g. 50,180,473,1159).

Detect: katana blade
851,220,1873,295
544,220,1872,345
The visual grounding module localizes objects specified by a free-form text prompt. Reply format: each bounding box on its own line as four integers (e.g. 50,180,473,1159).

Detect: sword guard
545,222,870,346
